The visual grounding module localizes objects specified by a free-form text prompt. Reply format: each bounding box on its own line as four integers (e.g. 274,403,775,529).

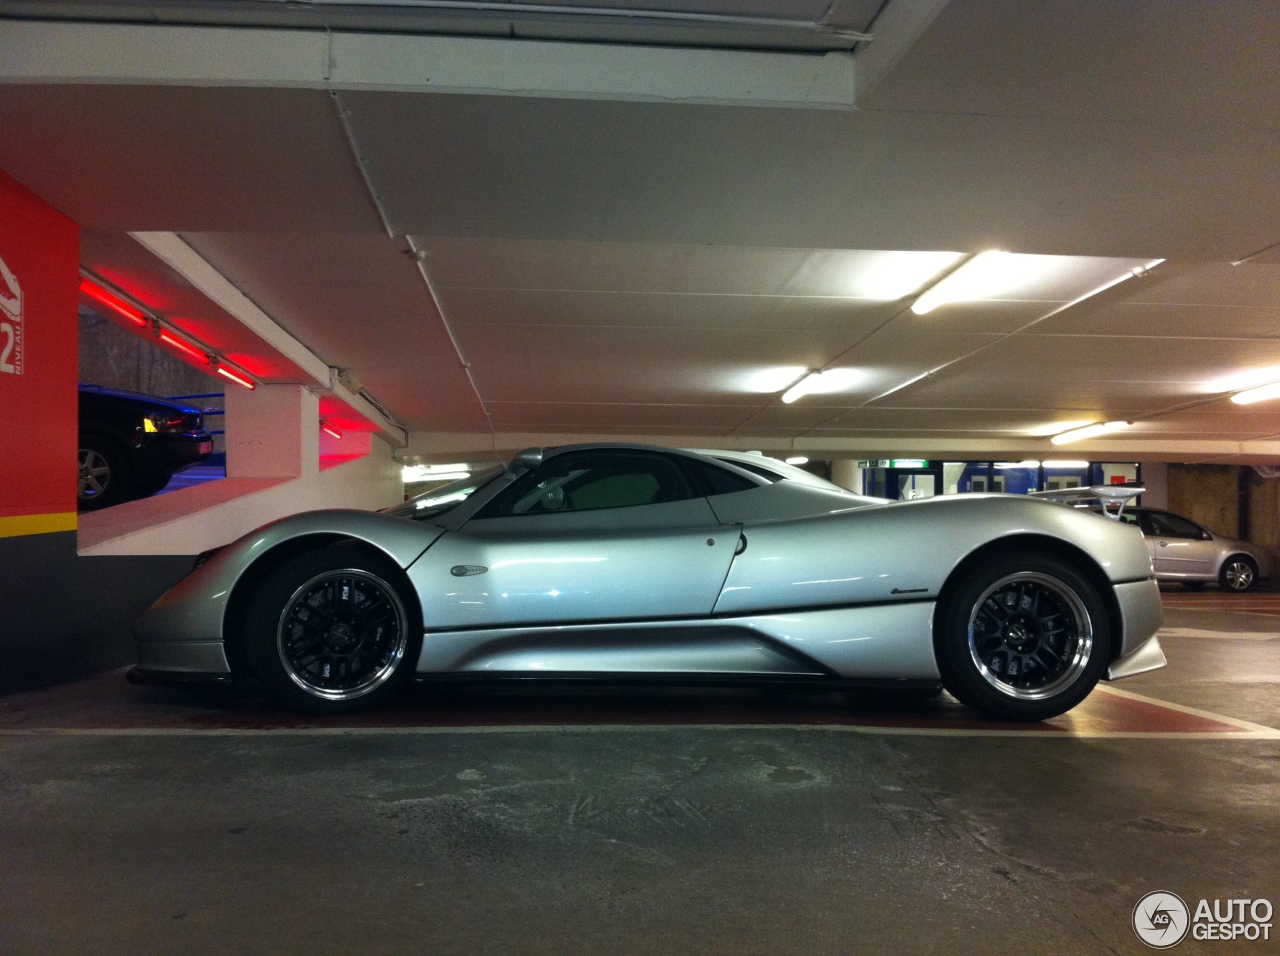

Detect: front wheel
935,552,1111,721
245,545,422,714
1219,555,1258,592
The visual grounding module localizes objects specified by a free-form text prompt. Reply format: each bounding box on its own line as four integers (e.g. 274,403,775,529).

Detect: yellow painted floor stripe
0,511,77,539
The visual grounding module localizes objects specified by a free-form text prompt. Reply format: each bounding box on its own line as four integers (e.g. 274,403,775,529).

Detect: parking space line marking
3,723,1277,740
1094,684,1280,735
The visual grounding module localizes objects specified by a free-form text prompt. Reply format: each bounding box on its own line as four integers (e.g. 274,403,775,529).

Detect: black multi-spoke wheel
246,545,422,714
935,552,1111,721
1219,555,1258,592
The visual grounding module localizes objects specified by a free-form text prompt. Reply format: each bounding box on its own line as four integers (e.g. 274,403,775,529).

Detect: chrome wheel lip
276,568,409,702
967,571,1094,701
1223,559,1254,590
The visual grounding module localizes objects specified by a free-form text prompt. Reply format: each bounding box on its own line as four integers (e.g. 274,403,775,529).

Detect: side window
714,457,782,483
476,451,696,518
1116,511,1140,527
1146,512,1205,539
689,459,759,496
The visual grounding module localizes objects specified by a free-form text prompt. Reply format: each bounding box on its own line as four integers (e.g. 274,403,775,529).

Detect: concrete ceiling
1,0,1279,463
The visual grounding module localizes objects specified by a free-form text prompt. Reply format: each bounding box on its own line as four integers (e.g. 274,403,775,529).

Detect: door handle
1158,540,1169,547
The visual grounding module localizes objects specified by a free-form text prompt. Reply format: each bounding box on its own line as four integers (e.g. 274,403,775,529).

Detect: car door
1142,510,1215,577
411,449,738,629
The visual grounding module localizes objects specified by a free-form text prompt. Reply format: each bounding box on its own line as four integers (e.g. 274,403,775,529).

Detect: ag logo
1133,891,1190,948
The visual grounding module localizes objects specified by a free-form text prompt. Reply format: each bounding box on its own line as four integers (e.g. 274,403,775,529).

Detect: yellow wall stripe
0,512,78,539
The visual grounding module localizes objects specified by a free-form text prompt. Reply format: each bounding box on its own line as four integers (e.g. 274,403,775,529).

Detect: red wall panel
0,169,79,526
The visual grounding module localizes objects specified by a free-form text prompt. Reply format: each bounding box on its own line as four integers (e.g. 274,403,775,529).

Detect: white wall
79,436,403,556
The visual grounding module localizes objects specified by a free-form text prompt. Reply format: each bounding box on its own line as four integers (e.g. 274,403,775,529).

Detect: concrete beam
0,21,857,109
129,232,406,446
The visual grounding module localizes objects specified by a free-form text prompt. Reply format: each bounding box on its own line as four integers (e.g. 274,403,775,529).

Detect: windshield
383,465,505,521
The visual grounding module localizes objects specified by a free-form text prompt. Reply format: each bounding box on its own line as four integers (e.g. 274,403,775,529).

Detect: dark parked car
78,384,214,510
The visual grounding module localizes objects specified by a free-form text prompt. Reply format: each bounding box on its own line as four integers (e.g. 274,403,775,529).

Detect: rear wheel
935,552,1111,721
1219,555,1258,592
131,472,173,500
245,544,422,714
77,434,130,511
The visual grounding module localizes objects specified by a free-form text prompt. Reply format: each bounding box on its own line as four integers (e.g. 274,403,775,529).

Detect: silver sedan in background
1118,507,1274,592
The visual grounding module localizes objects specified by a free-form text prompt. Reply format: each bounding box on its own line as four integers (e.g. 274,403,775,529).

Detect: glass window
1145,511,1206,539
690,460,759,496
477,451,696,518
715,457,783,483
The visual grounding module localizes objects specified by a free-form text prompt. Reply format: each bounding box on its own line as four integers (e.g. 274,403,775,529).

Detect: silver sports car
132,444,1166,721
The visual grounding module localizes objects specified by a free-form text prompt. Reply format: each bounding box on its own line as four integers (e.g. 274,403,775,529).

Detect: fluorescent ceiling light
1204,367,1280,397
995,460,1040,469
1050,421,1131,445
1042,460,1089,468
216,364,256,390
1026,420,1094,437
780,368,861,404
733,366,809,394
1231,381,1280,405
403,464,471,483
911,250,1012,314
784,456,809,465
841,251,965,300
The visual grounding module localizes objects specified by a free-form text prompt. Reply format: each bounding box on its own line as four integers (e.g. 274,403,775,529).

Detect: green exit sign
891,459,928,468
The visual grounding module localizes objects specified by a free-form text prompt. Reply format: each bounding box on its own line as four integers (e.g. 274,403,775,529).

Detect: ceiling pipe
309,0,874,39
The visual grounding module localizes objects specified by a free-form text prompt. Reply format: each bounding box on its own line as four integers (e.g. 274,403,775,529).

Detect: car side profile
132,444,1165,721
78,384,214,510
1113,506,1274,592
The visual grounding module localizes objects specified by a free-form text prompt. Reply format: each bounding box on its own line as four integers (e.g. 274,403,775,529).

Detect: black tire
1219,555,1258,593
1181,581,1206,591
245,544,422,714
934,551,1111,721
77,433,131,511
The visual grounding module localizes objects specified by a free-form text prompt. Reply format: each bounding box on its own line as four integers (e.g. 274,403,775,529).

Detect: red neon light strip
158,330,208,365
79,277,148,327
322,421,343,440
216,365,256,390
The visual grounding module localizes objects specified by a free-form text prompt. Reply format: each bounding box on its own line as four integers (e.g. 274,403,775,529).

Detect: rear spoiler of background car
1028,485,1144,521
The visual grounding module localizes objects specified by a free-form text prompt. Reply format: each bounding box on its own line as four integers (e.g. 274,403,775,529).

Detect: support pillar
224,383,318,479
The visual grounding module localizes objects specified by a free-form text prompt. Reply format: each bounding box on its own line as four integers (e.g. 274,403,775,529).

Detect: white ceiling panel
861,0,1280,130
876,377,1186,416
487,402,753,430
813,407,1079,434
941,335,1280,387
451,323,870,405
435,287,903,333
344,91,1280,259
3,5,1280,459
0,86,381,233
181,232,490,431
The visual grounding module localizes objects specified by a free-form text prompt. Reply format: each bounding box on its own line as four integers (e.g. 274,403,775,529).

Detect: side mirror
508,447,544,475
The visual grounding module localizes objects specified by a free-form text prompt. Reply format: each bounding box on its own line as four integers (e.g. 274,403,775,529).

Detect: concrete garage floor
1,595,1277,955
